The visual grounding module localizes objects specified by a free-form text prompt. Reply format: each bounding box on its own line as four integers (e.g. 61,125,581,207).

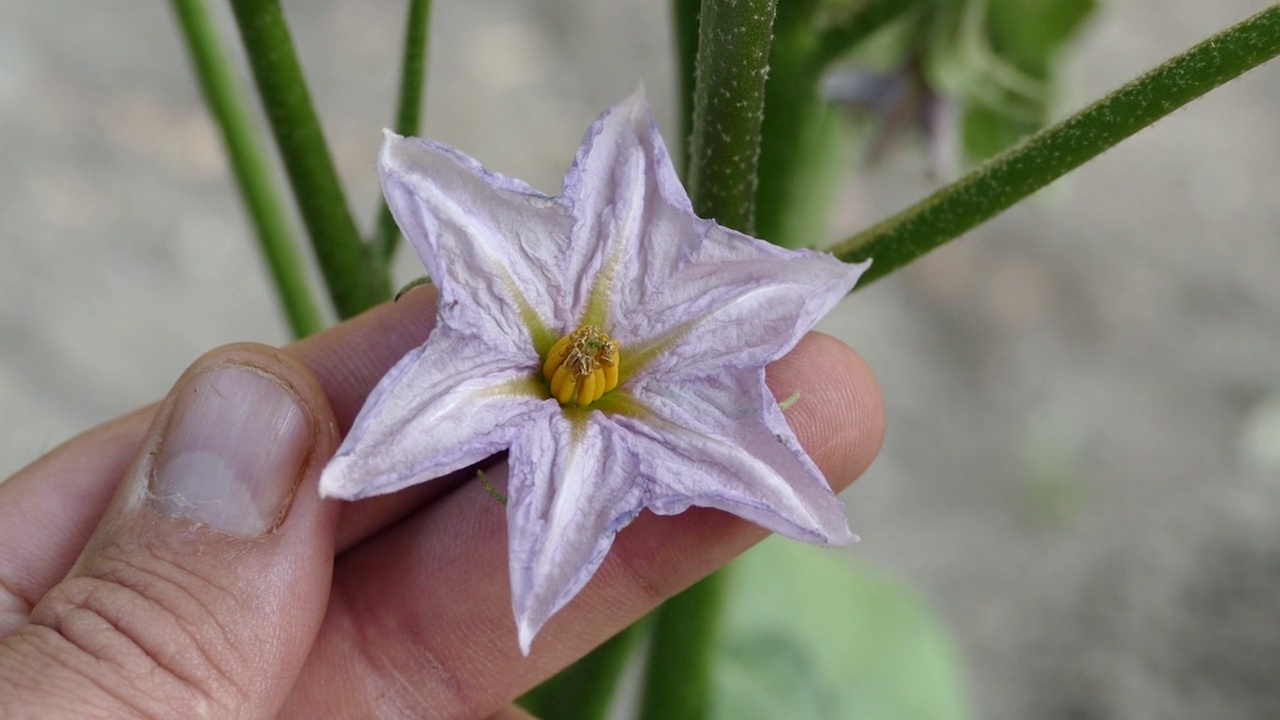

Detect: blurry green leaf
986,0,1097,73
961,102,1033,161
956,0,1097,160
711,538,967,720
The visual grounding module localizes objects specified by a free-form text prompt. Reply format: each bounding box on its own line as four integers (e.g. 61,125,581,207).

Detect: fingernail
152,364,312,536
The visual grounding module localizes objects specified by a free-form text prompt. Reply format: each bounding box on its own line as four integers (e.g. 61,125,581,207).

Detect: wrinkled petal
559,88,693,328
617,369,855,545
380,133,571,354
334,92,871,656
506,411,644,653
321,326,550,500
627,235,869,379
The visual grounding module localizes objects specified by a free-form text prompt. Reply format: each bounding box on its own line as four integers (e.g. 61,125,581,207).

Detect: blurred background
2,1,1278,717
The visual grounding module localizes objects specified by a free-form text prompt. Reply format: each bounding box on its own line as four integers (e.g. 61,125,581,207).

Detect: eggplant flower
320,90,870,653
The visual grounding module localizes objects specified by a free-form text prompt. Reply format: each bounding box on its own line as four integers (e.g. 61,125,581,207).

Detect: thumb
0,344,340,719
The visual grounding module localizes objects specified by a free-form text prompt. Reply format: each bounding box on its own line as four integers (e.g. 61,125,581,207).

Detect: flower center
542,325,620,407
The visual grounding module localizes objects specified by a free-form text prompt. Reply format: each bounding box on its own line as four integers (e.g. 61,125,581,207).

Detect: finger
281,333,883,719
0,287,443,615
0,344,340,719
289,284,439,432
0,407,153,634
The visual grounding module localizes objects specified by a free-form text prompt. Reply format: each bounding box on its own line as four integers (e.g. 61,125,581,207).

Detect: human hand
0,286,883,718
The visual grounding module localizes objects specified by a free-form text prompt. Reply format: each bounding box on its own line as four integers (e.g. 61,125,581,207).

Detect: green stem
639,3,777,716
519,621,645,720
672,0,699,177
229,0,390,318
639,573,726,720
376,0,432,260
812,0,923,69
170,0,325,338
754,1,841,248
685,0,778,234
833,4,1280,286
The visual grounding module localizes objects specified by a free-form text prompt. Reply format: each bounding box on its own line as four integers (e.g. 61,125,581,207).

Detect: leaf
986,0,1098,73
712,537,968,720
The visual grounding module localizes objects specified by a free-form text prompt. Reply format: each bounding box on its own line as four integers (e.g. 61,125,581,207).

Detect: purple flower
320,90,870,653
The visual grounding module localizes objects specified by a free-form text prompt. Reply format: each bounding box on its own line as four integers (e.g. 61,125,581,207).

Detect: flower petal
561,88,696,329
506,411,644,654
320,326,550,500
626,236,870,379
380,132,570,354
617,369,855,545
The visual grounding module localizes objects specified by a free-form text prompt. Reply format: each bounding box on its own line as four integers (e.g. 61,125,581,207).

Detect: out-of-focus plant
167,0,1280,716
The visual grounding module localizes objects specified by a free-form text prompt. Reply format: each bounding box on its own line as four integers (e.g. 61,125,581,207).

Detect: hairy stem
684,0,778,234
229,0,390,317
833,4,1280,286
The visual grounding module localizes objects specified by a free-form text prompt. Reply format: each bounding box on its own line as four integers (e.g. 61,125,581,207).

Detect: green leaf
985,0,1097,73
713,538,967,720
961,102,1034,161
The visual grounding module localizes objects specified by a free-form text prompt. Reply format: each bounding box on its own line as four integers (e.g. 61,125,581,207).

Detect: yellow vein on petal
593,391,658,422
505,271,557,358
579,241,624,331
621,284,779,384
579,152,643,330
428,187,556,355
481,376,551,401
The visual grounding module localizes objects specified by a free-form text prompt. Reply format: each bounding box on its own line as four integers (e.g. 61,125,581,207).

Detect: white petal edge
506,411,645,654
320,326,551,500
379,132,571,355
627,235,870,380
617,369,856,545
558,87,693,328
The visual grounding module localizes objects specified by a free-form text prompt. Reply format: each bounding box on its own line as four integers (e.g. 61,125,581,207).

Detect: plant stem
519,621,644,720
833,4,1280,286
170,0,325,338
375,0,431,260
229,0,390,318
754,0,841,248
685,0,778,234
639,3,778,717
638,573,725,720
672,0,699,177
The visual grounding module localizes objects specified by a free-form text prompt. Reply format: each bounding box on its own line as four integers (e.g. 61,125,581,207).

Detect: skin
0,285,884,718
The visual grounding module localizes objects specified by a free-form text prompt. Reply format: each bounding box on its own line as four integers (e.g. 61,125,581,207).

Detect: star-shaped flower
320,90,870,653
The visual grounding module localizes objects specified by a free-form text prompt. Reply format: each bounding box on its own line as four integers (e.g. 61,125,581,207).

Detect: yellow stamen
542,324,620,407
589,368,606,404
552,364,576,404
577,372,597,408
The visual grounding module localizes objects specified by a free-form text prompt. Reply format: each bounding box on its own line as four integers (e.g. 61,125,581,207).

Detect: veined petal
625,233,870,380
320,326,550,500
506,411,644,654
561,88,696,329
333,92,873,656
380,133,568,355
616,370,855,545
